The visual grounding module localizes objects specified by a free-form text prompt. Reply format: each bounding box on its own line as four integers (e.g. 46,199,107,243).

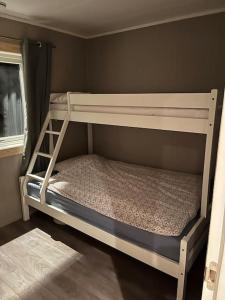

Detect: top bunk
49,90,217,135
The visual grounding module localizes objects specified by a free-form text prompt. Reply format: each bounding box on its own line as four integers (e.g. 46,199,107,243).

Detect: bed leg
22,199,30,221
177,271,187,300
19,176,30,221
176,239,188,300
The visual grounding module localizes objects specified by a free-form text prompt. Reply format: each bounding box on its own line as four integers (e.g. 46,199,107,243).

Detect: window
0,51,25,157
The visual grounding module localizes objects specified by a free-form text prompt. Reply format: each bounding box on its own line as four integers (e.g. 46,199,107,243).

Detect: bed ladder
24,111,70,204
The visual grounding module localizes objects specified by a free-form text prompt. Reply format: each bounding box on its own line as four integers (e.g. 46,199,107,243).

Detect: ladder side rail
40,115,69,204
22,112,51,198
40,92,71,204
26,112,51,175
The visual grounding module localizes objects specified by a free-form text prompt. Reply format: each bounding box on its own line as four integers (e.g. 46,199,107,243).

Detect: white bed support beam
177,239,188,300
201,89,217,217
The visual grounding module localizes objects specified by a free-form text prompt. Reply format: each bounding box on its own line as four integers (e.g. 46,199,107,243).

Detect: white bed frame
21,90,218,300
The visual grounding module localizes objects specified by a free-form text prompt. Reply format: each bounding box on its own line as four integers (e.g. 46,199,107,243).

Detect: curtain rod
0,34,56,48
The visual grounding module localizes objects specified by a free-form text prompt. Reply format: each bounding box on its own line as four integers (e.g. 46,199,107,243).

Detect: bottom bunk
27,179,198,262
26,154,203,261
22,154,209,300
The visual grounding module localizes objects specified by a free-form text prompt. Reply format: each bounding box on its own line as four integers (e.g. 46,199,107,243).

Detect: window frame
0,51,26,158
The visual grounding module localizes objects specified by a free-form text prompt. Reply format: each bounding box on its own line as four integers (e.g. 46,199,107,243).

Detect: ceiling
1,0,225,38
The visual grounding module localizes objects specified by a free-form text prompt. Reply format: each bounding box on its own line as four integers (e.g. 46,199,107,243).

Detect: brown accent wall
0,17,87,227
87,12,225,173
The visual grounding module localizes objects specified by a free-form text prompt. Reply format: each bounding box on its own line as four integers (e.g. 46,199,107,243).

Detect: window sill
0,145,24,159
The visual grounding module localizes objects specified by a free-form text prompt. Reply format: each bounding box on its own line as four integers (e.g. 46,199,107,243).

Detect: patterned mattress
49,155,202,237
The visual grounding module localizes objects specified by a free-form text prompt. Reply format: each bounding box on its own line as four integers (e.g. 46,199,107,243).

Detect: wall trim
0,7,225,40
87,8,225,39
0,12,86,39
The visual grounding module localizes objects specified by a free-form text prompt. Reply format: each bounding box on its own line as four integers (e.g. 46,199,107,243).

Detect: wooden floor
0,212,205,300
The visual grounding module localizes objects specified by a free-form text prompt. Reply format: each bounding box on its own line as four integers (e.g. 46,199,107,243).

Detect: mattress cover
49,155,202,236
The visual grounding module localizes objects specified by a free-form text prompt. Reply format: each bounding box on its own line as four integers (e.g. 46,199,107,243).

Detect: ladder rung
46,130,60,135
37,152,52,159
27,174,44,181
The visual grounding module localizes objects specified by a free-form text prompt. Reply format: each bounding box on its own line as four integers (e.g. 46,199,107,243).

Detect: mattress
49,93,209,119
49,155,202,236
27,180,198,262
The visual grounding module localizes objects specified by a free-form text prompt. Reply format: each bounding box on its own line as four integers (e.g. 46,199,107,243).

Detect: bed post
19,176,30,221
87,123,93,154
177,239,188,300
201,89,217,218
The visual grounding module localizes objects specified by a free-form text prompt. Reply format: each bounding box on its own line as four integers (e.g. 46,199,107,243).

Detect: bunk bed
21,90,218,300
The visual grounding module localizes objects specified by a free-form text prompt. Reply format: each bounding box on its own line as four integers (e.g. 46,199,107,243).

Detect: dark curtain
21,39,52,175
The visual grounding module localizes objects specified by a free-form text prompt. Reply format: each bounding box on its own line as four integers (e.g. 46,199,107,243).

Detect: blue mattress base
27,181,198,262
